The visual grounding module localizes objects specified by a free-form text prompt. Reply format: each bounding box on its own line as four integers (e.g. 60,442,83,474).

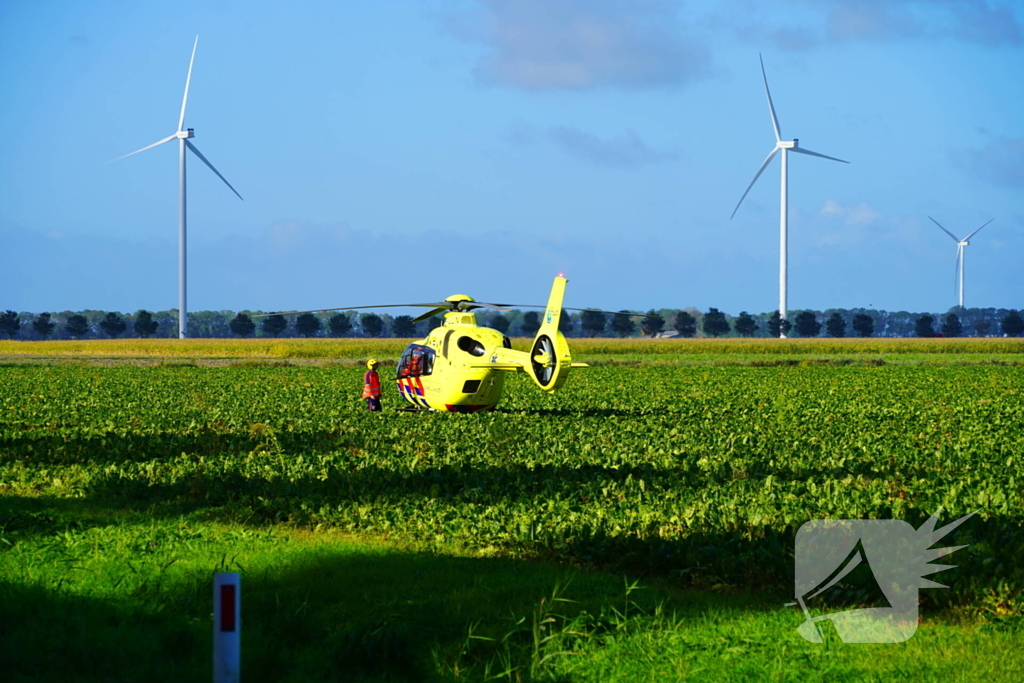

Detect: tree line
0,306,1022,340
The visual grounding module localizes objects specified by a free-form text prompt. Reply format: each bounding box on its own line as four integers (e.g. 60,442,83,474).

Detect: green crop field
2,349,1023,680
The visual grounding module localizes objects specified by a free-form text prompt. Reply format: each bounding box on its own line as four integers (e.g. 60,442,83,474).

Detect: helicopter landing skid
394,405,431,413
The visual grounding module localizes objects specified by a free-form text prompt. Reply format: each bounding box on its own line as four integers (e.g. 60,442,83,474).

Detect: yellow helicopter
259,275,635,412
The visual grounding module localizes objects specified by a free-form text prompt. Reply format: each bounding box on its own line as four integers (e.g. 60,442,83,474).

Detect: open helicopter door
527,276,585,393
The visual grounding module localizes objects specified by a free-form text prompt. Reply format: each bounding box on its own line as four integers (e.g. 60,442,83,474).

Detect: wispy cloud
448,0,712,90
826,0,924,42
507,123,678,167
725,0,1022,51
954,137,1024,188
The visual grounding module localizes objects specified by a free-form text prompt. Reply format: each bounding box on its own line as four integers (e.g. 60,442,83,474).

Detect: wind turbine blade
105,133,178,163
730,147,779,219
790,146,849,164
759,53,782,143
928,216,961,243
963,218,994,242
178,36,199,132
185,140,243,200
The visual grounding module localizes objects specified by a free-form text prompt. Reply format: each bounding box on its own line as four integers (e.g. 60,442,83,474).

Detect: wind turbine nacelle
176,128,195,139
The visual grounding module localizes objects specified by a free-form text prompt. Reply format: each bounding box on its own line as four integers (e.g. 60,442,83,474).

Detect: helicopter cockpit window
456,335,486,357
502,336,512,349
396,344,435,378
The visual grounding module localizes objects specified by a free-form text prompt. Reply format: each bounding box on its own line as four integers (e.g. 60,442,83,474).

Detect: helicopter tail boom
526,276,574,393
465,276,583,392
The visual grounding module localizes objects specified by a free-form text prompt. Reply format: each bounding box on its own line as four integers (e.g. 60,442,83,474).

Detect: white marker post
213,573,240,682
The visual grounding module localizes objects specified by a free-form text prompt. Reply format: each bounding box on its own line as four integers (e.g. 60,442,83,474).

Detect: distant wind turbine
730,54,848,338
928,216,993,309
108,36,242,339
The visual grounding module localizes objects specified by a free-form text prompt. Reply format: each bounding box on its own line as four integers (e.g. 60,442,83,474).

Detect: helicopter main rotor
253,293,659,320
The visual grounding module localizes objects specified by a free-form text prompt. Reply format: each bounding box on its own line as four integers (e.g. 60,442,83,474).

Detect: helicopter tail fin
527,276,574,393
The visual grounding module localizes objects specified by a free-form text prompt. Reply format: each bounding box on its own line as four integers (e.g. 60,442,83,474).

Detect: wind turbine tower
730,55,848,338
109,36,243,338
929,216,993,309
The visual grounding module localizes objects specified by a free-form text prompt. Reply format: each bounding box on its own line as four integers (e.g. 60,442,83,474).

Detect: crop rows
2,336,1023,359
2,364,1022,605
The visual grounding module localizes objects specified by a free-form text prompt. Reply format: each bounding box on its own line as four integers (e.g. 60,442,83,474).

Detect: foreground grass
2,503,1021,682
3,357,1023,679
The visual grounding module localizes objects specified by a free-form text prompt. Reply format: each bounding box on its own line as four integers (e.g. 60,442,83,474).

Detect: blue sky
1,0,1021,316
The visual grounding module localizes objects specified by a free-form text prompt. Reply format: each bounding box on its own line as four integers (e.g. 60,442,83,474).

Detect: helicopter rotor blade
494,304,657,317
567,307,660,317
251,303,447,318
411,307,448,323
254,303,659,319
464,302,512,312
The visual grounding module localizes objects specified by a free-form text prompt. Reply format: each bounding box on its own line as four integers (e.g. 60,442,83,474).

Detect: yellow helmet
366,358,379,369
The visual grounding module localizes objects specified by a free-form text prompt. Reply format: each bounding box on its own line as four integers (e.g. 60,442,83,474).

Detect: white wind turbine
929,216,993,309
108,36,243,338
730,54,848,338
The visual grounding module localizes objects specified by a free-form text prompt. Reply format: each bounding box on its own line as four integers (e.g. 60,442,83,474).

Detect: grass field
2,341,1022,680
2,336,1023,359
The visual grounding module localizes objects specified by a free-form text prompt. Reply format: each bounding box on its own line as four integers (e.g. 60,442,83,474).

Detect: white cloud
819,198,844,216
819,199,882,225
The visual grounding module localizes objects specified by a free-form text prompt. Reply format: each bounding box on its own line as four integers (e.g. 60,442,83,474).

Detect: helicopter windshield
396,344,435,378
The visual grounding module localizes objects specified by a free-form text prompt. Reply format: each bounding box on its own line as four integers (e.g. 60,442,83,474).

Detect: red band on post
220,584,236,632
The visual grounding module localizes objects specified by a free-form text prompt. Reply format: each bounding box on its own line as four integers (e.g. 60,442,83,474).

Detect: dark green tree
0,310,20,339
32,313,56,339
580,310,607,337
392,315,416,337
520,311,541,336
914,315,936,338
1002,310,1024,337
793,311,821,337
941,313,962,338
360,313,384,337
99,312,127,339
425,315,444,332
328,313,352,337
262,314,288,337
673,311,697,338
767,311,792,338
487,314,510,335
295,312,322,337
852,313,874,337
133,310,159,338
65,314,90,339
974,319,991,337
230,313,256,337
610,311,635,337
825,312,846,338
734,311,757,337
558,310,574,336
641,310,664,337
702,308,730,338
